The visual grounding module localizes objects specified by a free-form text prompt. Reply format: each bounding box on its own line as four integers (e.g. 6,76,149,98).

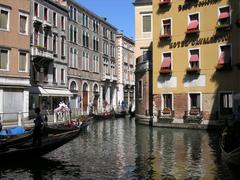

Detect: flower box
162,107,171,114
186,67,200,74
159,68,172,74
160,34,172,39
215,24,231,30
185,29,200,34
159,0,171,6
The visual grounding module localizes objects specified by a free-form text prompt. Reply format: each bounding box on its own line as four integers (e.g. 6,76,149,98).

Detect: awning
187,20,198,30
219,12,230,20
29,86,72,97
218,52,225,65
161,57,171,68
44,88,73,97
29,86,48,96
190,54,199,62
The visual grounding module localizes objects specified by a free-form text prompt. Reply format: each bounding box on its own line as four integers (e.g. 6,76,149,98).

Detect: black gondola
0,127,81,160
115,111,126,118
0,129,33,148
92,112,114,120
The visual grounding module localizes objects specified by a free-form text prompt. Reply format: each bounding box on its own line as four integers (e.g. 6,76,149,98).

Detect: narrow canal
0,118,240,180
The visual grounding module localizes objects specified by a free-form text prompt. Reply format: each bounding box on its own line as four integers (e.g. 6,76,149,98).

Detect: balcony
43,20,52,29
33,16,43,25
136,54,152,72
111,75,117,82
102,74,111,81
31,46,53,60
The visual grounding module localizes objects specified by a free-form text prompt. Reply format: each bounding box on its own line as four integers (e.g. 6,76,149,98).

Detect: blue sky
77,0,134,39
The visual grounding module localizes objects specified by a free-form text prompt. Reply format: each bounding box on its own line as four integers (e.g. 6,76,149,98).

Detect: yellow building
153,0,240,122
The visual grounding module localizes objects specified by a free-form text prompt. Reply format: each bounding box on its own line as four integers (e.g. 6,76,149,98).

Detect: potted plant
186,67,200,74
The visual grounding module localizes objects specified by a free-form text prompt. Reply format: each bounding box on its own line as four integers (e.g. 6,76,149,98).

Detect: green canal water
0,118,239,180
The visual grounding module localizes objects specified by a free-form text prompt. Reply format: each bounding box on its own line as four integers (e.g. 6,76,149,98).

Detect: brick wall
174,93,188,119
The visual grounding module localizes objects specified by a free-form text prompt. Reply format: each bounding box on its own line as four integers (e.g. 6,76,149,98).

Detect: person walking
33,107,44,146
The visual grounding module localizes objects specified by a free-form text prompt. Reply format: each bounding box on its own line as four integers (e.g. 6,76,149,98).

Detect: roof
133,0,152,6
116,33,135,45
68,0,117,31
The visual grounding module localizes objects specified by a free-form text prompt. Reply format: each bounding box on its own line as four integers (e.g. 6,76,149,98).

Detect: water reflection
1,119,240,179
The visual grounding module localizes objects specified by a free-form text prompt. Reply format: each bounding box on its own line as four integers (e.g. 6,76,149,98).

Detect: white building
116,33,135,111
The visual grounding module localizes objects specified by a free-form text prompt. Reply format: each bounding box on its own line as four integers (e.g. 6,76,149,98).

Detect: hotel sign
178,0,219,11
169,35,229,49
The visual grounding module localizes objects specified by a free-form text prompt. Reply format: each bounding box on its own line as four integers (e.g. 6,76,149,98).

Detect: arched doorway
69,81,78,108
93,84,99,112
82,83,88,113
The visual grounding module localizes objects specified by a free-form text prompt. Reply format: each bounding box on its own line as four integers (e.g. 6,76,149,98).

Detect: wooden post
17,112,22,126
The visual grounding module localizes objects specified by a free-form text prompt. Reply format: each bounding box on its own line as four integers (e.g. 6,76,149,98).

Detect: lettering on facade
169,35,229,49
178,0,219,11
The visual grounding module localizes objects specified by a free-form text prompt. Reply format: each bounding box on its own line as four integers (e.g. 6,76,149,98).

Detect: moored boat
0,127,33,148
115,111,126,118
221,120,240,165
0,127,81,160
92,112,114,120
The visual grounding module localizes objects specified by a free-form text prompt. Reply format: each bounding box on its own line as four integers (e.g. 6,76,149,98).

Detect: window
142,15,151,33
53,34,57,54
93,20,99,33
61,69,65,83
82,31,89,48
162,19,171,36
70,48,77,68
82,13,89,27
34,3,39,17
189,49,200,68
70,7,77,21
187,13,199,31
44,8,48,21
218,45,231,65
34,27,39,45
53,12,57,27
220,92,233,115
69,25,73,42
73,26,77,43
61,36,65,57
103,27,108,38
93,37,99,51
162,94,172,110
19,13,28,34
0,7,9,31
44,33,48,49
189,93,201,109
161,52,172,69
19,52,27,72
218,6,230,25
61,16,65,31
53,67,56,83
82,52,89,71
0,49,9,70
138,80,143,99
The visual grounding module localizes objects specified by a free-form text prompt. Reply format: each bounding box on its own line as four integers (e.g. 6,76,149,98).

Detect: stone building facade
116,33,135,111
0,0,31,121
67,0,118,115
29,0,71,116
